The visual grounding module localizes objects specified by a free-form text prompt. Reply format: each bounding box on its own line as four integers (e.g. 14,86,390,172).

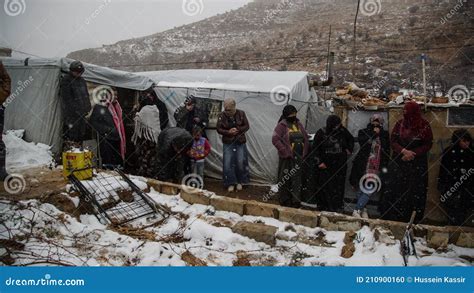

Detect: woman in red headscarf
380,101,433,223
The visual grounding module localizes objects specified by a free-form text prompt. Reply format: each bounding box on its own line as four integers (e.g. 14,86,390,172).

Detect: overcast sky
0,0,251,58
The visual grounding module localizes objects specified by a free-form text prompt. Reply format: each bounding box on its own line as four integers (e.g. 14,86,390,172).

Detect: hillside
67,0,473,91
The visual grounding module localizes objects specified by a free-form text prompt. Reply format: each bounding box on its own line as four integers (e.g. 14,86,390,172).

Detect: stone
336,221,362,231
180,190,211,206
244,201,278,218
341,242,355,258
277,207,318,228
343,231,356,244
181,250,207,266
161,185,179,195
455,233,474,248
232,221,278,246
373,227,396,245
210,196,245,216
428,231,449,249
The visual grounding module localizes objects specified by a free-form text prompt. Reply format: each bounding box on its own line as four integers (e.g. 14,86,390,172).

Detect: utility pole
421,53,427,109
352,0,361,81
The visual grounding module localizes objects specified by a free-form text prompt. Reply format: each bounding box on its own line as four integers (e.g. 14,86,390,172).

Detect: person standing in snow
155,127,193,183
138,89,169,130
272,105,309,208
312,115,354,212
381,101,433,223
60,61,92,147
174,95,209,174
216,98,250,192
89,87,126,169
437,129,473,226
349,114,390,218
0,61,11,180
174,95,209,134
188,126,211,184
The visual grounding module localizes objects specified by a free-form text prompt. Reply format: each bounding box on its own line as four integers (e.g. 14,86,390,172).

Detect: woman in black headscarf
272,105,310,207
312,115,354,212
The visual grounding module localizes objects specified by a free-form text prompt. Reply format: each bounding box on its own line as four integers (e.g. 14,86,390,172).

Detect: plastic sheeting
1,57,155,154
142,69,329,184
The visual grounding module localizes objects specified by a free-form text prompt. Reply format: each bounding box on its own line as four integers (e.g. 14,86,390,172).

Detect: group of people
7,59,468,226
272,102,473,225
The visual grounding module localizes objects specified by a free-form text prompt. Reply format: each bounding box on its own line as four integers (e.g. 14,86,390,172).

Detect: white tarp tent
141,69,329,184
1,57,154,154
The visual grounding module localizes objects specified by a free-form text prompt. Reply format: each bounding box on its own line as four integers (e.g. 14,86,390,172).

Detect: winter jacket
0,62,11,104
216,109,250,145
349,124,390,187
312,126,354,166
157,127,193,159
189,137,211,161
391,119,433,157
438,144,474,201
89,104,120,141
174,104,209,132
272,119,310,159
60,73,91,122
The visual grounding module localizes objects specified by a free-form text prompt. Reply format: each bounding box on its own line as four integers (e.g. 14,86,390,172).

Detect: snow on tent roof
139,69,310,94
2,57,154,91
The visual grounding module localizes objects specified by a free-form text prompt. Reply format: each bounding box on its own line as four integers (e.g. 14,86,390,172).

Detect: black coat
155,127,193,182
174,104,209,133
60,73,91,122
312,126,354,166
349,124,390,187
438,144,474,224
89,104,120,141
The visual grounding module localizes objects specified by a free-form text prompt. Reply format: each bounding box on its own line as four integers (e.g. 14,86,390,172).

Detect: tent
1,57,154,154
140,69,330,184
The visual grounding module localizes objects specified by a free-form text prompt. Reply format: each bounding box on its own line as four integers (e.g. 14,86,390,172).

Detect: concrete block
277,207,318,228
210,196,245,216
244,200,278,218
232,221,278,246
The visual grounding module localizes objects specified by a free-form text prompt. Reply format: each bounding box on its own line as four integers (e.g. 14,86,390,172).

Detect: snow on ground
0,186,472,266
3,130,54,172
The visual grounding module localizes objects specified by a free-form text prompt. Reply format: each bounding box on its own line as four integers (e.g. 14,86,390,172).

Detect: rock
161,185,179,195
373,227,396,245
233,251,252,266
341,242,355,258
232,221,278,246
343,231,356,244
336,221,361,231
210,196,245,216
277,207,318,228
180,190,211,206
244,200,278,218
181,250,207,266
42,193,77,214
455,233,474,248
427,231,449,249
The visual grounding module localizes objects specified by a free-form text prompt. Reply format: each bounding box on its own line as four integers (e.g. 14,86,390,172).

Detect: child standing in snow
188,126,211,182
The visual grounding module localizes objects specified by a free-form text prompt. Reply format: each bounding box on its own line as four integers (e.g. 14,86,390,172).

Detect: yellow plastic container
62,150,93,180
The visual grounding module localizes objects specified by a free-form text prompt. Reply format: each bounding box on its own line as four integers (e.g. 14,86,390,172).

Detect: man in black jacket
155,127,193,182
60,61,91,146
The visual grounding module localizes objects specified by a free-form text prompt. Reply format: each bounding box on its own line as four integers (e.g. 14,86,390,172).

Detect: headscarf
402,101,423,130
326,115,342,134
279,105,297,122
370,113,384,126
223,98,236,116
132,105,161,145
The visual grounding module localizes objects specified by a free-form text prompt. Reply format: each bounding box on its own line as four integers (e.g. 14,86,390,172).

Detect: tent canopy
1,57,154,154
141,69,327,184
